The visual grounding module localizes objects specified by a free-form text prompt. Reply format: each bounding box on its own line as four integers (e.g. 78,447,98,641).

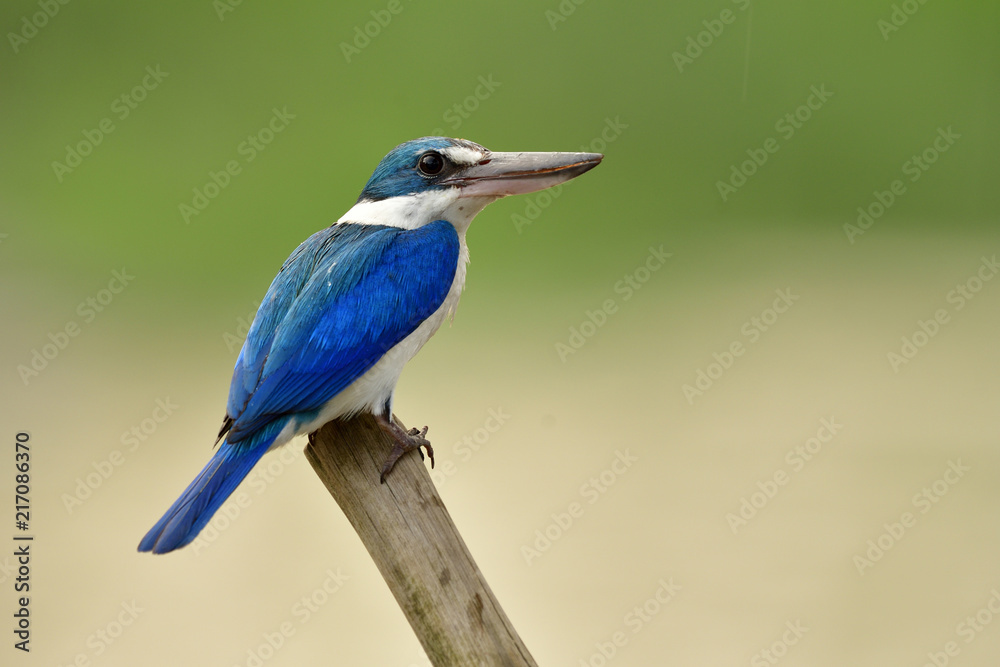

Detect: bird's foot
375,416,434,483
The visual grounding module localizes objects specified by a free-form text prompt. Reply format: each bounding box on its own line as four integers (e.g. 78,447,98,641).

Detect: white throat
337,190,497,234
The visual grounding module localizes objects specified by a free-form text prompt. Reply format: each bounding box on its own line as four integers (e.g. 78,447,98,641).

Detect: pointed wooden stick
305,413,538,667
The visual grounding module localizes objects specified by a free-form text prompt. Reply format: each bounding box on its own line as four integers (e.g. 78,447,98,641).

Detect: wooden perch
306,413,538,667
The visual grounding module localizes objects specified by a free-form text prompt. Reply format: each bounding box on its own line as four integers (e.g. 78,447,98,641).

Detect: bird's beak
443,151,603,198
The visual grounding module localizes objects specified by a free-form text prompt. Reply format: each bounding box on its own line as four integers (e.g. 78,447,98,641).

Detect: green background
2,1,998,665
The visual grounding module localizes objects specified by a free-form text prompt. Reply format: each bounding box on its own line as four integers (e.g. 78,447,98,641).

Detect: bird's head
340,137,602,231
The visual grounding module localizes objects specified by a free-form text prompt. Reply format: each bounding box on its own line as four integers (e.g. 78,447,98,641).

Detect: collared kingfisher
138,136,602,554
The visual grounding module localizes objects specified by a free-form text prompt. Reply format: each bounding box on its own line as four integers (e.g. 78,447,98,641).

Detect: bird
138,136,602,554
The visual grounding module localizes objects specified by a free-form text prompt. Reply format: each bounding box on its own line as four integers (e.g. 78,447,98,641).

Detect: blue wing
224,220,460,443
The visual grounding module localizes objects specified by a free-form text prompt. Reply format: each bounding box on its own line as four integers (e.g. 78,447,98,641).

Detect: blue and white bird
138,136,602,554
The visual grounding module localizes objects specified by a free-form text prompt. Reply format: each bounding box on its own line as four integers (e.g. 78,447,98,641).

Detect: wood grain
306,414,538,667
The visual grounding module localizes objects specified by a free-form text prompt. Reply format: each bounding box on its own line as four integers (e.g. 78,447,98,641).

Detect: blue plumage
356,137,476,202
137,418,289,553
139,136,602,554
230,220,459,437
139,221,459,553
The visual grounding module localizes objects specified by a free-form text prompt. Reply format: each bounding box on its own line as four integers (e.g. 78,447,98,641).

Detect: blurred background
2,1,998,665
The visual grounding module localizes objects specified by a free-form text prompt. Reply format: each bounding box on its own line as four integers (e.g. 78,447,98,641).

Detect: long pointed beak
443,151,603,197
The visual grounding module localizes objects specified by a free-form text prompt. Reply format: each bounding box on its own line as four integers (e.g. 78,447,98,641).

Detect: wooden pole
305,413,538,667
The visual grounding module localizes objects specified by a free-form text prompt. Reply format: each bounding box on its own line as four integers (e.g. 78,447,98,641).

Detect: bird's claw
407,426,432,461
414,427,434,468
379,425,433,484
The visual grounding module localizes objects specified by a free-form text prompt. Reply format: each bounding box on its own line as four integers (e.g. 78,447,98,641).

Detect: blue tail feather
138,419,287,554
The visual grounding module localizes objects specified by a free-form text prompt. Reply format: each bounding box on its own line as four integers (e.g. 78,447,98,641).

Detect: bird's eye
417,152,445,176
